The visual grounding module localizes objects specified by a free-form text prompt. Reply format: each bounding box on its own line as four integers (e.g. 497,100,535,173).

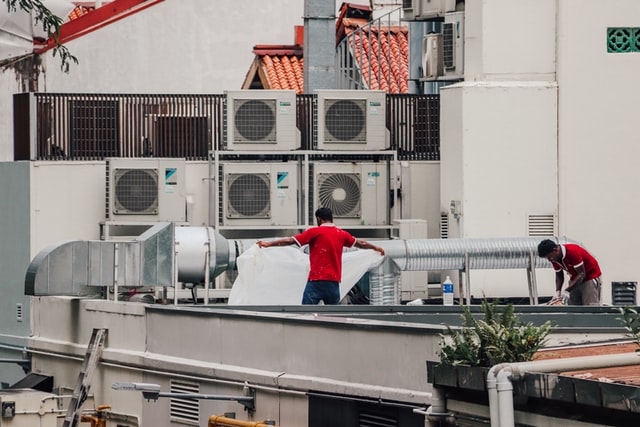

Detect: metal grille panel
226,173,271,218
324,99,366,142
528,214,555,237
113,168,158,214
169,379,199,425
318,173,361,217
233,99,277,142
443,22,455,69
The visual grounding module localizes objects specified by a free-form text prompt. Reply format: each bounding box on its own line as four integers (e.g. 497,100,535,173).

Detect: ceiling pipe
487,352,640,427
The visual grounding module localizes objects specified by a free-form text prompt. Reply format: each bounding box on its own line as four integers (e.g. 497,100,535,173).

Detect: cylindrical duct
175,227,234,283
375,237,572,272
369,258,401,305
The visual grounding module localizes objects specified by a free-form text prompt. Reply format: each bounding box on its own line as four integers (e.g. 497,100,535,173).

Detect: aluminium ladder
62,328,108,427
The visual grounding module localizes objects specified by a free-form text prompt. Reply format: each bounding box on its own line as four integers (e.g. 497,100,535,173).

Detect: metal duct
374,237,571,271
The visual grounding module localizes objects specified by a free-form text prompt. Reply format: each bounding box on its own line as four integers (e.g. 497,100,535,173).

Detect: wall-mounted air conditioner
224,90,299,151
422,33,443,79
315,90,387,151
222,162,298,226
403,0,456,20
105,158,186,222
312,162,388,226
443,11,464,78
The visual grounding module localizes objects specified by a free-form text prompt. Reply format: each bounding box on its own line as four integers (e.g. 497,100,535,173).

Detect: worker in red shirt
257,207,385,305
537,239,602,306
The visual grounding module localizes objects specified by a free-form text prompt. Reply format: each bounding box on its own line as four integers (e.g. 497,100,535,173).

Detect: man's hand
375,246,385,256
257,240,269,248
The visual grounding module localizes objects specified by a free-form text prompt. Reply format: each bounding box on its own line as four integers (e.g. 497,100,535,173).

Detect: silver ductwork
26,223,565,304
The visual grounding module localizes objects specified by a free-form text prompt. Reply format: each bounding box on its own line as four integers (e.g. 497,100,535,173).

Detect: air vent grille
233,99,277,142
324,99,366,142
527,214,555,237
440,213,449,239
318,173,361,217
359,412,398,427
169,380,199,425
113,168,158,214
227,173,271,218
443,22,455,69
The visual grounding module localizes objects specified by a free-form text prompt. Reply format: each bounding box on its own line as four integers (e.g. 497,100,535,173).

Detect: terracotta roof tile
68,5,95,21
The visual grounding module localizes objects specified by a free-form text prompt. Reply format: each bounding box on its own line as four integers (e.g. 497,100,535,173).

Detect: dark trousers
302,280,340,305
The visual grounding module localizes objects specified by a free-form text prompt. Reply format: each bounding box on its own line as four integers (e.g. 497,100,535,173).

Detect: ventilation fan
315,90,387,150
224,90,299,150
233,99,277,142
113,168,158,214
226,173,271,218
324,99,366,142
317,173,361,217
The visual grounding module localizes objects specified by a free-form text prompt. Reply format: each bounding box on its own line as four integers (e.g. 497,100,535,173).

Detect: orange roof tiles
243,3,409,94
68,5,95,21
261,55,304,94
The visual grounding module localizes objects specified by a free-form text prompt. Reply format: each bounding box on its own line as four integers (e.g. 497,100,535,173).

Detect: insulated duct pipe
487,352,640,427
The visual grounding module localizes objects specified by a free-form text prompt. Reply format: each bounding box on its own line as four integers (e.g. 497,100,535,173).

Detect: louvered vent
113,168,158,214
527,214,555,237
440,213,449,239
443,22,456,69
318,173,361,217
359,412,398,427
226,173,271,218
324,99,366,142
169,379,199,425
233,99,277,142
16,303,23,322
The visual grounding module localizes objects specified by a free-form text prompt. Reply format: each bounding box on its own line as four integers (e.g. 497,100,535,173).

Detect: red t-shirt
551,243,602,281
293,224,357,282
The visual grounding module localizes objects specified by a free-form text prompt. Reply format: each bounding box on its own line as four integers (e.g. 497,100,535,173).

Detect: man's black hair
537,239,558,257
315,207,333,222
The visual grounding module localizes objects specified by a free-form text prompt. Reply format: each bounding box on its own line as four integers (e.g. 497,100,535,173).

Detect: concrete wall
556,0,640,299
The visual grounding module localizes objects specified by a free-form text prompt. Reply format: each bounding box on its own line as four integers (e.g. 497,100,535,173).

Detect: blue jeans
302,280,340,305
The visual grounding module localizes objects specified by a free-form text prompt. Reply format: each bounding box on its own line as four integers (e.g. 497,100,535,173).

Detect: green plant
439,299,554,367
3,0,78,72
615,306,640,351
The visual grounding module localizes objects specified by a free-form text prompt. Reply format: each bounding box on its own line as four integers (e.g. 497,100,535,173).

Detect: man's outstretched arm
354,239,385,256
257,237,296,248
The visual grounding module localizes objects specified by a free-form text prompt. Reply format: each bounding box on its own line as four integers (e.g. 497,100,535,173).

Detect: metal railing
13,92,439,161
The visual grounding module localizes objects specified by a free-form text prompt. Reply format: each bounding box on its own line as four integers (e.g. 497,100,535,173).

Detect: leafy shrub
615,306,640,351
439,299,554,367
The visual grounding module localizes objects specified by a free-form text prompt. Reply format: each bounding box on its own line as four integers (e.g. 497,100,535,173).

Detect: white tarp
228,245,384,305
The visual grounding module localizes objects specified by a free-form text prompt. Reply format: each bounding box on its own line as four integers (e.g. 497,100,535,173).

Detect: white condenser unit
315,90,388,151
403,0,456,20
222,162,298,226
443,11,464,78
105,158,186,222
422,33,443,79
313,162,388,226
224,90,299,151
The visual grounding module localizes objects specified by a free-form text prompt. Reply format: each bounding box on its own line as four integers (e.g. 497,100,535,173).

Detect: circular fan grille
318,173,360,217
114,169,158,214
234,99,276,141
227,173,270,218
324,99,366,142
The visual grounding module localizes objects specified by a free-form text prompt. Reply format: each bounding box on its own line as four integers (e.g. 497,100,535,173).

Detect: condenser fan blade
227,173,270,218
318,173,360,217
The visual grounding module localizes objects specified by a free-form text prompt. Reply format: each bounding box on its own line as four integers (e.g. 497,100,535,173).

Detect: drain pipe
487,352,640,427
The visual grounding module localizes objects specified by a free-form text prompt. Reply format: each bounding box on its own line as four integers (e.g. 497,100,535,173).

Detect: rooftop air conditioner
224,90,299,151
422,33,443,79
443,11,464,78
312,162,388,226
105,158,186,222
403,0,456,20
222,162,298,226
315,90,388,151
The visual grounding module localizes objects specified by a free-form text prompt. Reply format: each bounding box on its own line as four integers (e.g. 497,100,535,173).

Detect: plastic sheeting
228,245,384,305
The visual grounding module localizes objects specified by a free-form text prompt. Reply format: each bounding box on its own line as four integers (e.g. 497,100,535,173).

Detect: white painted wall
556,0,640,302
